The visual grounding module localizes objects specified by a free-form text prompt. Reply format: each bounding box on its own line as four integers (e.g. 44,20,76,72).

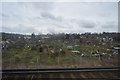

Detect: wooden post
58,56,59,64
37,58,38,63
99,55,101,60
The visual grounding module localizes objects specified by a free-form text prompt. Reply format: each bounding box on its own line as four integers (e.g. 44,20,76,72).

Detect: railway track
1,66,120,79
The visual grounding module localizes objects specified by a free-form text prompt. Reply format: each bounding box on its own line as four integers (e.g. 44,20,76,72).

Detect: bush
60,50,66,54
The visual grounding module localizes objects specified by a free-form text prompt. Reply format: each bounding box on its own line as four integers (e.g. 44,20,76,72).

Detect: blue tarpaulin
71,50,80,52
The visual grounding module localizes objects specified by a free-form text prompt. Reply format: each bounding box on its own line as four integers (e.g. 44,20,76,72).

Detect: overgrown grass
2,40,117,69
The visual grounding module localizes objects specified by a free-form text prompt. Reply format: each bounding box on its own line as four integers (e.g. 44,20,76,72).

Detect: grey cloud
2,24,39,33
41,12,56,20
80,20,96,28
32,2,54,12
29,16,42,21
52,22,73,28
34,17,41,20
47,28,56,34
18,24,39,33
41,12,63,22
70,19,96,28
102,21,117,28
1,13,10,18
39,12,73,29
2,26,13,32
52,23,66,28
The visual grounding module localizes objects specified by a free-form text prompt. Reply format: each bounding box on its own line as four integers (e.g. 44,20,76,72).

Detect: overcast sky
0,2,118,34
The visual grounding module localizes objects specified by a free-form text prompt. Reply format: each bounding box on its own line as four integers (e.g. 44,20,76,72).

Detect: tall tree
31,32,35,39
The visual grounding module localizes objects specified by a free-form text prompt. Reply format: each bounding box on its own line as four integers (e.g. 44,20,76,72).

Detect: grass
2,40,118,69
